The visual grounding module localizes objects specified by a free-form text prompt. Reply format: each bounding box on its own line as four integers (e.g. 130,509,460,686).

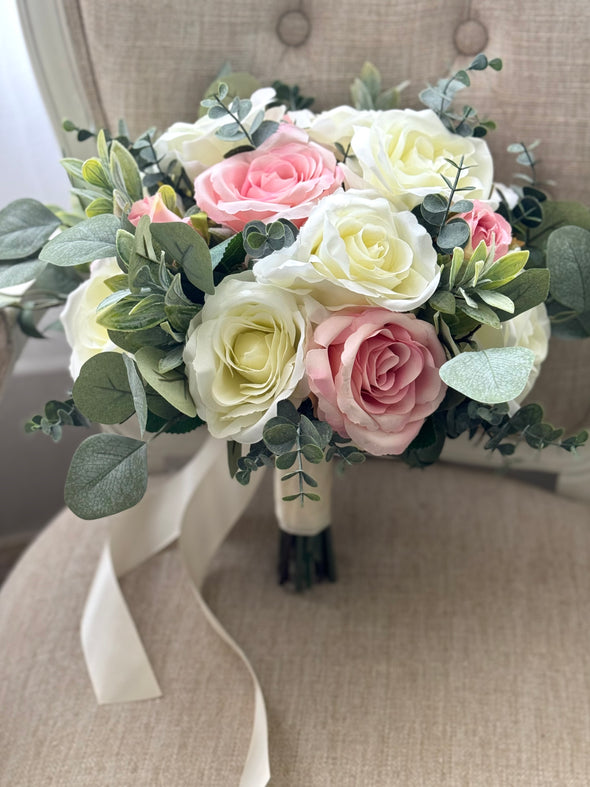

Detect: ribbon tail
179,438,270,787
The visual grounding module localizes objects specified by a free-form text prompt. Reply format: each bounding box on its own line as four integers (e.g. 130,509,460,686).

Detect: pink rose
306,309,447,455
193,124,342,231
460,199,512,260
128,193,189,226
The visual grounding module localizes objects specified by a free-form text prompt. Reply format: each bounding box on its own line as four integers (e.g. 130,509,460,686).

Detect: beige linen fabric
2,460,590,785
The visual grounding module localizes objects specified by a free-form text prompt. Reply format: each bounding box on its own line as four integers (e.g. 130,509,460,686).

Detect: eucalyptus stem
214,96,255,147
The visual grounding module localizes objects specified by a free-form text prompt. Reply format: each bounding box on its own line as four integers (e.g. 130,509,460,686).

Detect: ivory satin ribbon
80,435,270,786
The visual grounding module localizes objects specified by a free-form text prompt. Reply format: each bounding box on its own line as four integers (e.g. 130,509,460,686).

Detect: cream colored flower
154,88,285,180
183,272,311,443
474,304,550,404
60,257,124,379
253,189,440,312
348,108,494,210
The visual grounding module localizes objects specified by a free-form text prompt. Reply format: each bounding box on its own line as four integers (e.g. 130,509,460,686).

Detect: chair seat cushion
2,459,590,785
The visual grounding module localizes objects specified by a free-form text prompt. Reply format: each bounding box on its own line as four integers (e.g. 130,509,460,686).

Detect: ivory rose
60,257,124,379
348,108,494,209
154,87,285,179
254,189,440,311
474,304,550,404
306,309,447,455
183,272,312,443
460,199,512,260
193,124,342,231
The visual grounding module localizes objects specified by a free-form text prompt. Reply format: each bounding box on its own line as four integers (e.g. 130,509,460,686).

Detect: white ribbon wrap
273,458,333,536
80,435,270,786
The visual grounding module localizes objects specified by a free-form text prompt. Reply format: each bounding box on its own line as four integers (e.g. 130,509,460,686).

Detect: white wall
0,0,83,536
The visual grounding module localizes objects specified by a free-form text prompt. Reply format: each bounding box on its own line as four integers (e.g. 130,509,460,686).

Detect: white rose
474,303,551,404
348,108,494,210
154,88,285,180
183,272,311,443
60,257,124,379
253,189,440,312
304,105,375,150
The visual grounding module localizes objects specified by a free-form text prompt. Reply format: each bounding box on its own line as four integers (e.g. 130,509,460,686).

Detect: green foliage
418,158,474,254
150,221,214,294
442,399,587,459
270,81,314,111
72,352,138,424
546,225,590,314
419,53,502,136
401,413,447,468
210,232,246,279
0,198,61,261
39,214,120,266
25,398,89,442
350,61,409,111
64,433,148,519
439,347,535,404
198,70,261,118
428,236,546,333
134,346,197,417
243,219,298,259
201,82,279,150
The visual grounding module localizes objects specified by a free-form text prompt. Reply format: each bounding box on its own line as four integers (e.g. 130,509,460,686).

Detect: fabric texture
2,460,590,785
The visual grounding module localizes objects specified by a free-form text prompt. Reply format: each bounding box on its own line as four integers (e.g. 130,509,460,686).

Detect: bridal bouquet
1,56,588,584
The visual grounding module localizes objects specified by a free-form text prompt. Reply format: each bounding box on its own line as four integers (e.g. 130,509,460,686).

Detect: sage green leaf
458,301,500,328
227,440,242,478
157,344,185,374
82,158,112,191
107,325,171,353
65,433,148,519
122,354,148,436
547,225,590,313
481,250,529,288
39,214,120,266
150,222,214,294
493,268,550,320
439,347,535,404
97,293,166,331
0,198,61,260
0,260,45,288
109,140,143,202
72,352,136,424
135,346,197,416
164,273,200,333
263,421,297,453
437,218,470,252
429,290,456,314
210,232,245,274
477,289,515,313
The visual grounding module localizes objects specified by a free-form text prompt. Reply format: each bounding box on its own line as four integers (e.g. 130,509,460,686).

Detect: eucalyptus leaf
0,259,45,288
546,225,590,313
439,347,535,404
65,433,148,519
39,214,120,266
72,352,136,424
0,198,61,260
438,218,470,252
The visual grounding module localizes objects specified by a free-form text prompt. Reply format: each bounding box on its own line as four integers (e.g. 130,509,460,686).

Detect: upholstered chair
1,1,590,784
